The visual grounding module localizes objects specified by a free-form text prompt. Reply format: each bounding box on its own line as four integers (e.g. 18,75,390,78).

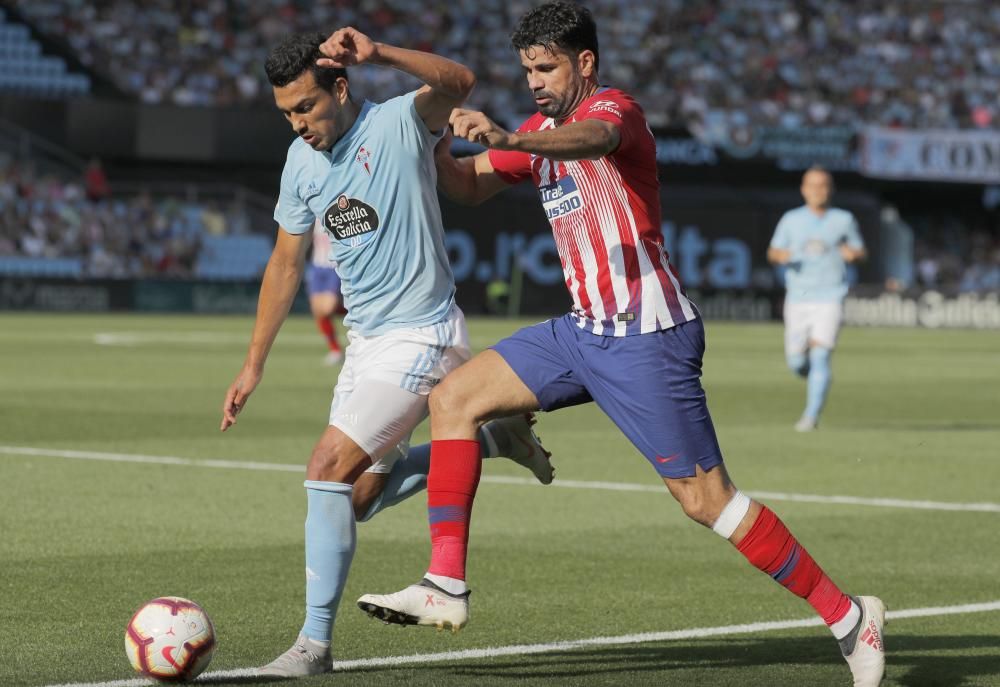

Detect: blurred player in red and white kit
306,219,343,365
358,4,886,685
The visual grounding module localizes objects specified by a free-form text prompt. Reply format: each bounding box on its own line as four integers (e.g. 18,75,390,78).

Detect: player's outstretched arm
434,130,510,206
839,244,867,263
317,27,474,133
220,228,309,431
449,108,618,161
767,247,792,265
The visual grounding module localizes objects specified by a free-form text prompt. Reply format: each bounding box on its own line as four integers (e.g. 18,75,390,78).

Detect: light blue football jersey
770,206,864,303
274,91,454,335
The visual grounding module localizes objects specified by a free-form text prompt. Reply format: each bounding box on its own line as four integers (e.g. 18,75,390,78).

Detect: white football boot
840,596,887,687
484,413,554,484
794,415,819,432
322,350,344,366
258,633,332,677
358,579,470,632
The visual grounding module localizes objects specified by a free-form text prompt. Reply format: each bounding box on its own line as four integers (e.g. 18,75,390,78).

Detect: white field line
41,600,1000,687
2,445,999,514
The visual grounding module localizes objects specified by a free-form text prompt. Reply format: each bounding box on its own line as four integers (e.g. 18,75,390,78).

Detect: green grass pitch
1,312,998,686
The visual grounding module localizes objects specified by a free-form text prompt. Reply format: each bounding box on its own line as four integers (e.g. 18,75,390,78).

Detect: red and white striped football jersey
489,88,696,336
311,218,334,267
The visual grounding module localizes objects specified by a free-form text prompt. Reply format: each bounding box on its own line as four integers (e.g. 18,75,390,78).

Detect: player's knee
668,481,732,528
678,496,719,527
809,346,832,365
786,352,809,377
306,436,366,483
429,377,480,423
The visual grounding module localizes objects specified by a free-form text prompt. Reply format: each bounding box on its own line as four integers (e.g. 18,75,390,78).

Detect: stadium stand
0,2,997,293
195,235,273,281
10,0,1000,129
0,151,273,279
0,6,89,98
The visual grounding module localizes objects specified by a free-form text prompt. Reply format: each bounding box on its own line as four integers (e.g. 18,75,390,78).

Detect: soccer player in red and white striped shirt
358,4,885,684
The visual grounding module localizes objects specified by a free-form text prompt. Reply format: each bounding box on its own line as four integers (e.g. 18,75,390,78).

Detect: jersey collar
322,100,374,165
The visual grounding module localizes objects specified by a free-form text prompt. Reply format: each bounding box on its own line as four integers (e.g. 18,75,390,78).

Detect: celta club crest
356,146,372,176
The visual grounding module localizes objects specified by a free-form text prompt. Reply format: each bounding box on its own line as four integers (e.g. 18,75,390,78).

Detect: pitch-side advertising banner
861,127,1000,184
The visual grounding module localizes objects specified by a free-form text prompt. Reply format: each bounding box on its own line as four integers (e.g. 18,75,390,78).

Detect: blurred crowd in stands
4,1,1000,291
912,221,1000,294
0,155,251,277
15,0,1000,130
3,152,998,291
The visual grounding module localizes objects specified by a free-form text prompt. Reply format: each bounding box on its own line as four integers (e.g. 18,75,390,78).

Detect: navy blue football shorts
492,314,724,479
306,264,341,297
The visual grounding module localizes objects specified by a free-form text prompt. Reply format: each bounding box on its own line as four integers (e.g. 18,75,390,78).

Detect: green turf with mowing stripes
1,313,998,686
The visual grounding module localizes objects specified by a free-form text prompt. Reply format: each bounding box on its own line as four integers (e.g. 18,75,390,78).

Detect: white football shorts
783,300,843,355
329,304,471,474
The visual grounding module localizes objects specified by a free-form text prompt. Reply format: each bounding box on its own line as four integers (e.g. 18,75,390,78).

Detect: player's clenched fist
318,27,380,68
449,108,514,150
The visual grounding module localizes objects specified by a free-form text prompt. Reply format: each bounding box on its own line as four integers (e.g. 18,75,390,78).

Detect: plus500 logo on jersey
539,176,583,220
325,194,381,246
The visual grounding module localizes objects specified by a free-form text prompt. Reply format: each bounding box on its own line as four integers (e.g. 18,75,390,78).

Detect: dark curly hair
265,32,348,90
511,2,599,72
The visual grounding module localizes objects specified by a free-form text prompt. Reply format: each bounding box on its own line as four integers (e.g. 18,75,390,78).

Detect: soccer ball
124,597,216,681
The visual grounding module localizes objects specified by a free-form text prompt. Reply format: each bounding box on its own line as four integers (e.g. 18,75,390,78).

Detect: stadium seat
0,17,88,98
194,235,272,280
0,256,84,277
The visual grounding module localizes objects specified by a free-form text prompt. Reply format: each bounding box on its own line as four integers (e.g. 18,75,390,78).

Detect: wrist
369,41,388,65
503,132,522,152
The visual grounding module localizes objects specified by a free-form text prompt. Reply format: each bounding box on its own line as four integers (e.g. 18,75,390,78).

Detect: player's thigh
484,316,594,417
330,305,470,470
430,349,542,424
309,292,339,318
783,301,812,356
579,318,724,480
330,379,429,471
307,424,374,483
807,302,843,349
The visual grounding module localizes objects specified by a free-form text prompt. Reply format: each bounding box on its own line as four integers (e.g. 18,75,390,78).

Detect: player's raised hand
317,27,379,68
449,108,513,150
220,365,262,432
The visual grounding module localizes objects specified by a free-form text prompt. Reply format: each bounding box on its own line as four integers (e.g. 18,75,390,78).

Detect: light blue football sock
301,480,355,643
786,351,810,378
804,346,832,420
359,429,491,523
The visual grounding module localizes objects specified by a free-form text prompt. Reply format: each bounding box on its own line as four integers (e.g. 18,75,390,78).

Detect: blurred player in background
358,4,885,685
305,221,344,366
219,29,551,678
768,167,866,432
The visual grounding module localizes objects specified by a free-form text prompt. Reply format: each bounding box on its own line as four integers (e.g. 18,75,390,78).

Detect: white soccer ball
124,596,216,681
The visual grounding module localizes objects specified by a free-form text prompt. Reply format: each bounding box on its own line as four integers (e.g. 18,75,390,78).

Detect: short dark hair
265,32,347,90
511,2,599,72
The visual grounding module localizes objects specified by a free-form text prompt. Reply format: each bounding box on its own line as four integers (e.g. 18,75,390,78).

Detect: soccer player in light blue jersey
768,167,866,431
219,29,552,677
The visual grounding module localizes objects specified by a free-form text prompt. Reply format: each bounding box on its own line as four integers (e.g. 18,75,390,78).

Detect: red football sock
736,507,853,626
315,316,340,351
426,439,481,581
